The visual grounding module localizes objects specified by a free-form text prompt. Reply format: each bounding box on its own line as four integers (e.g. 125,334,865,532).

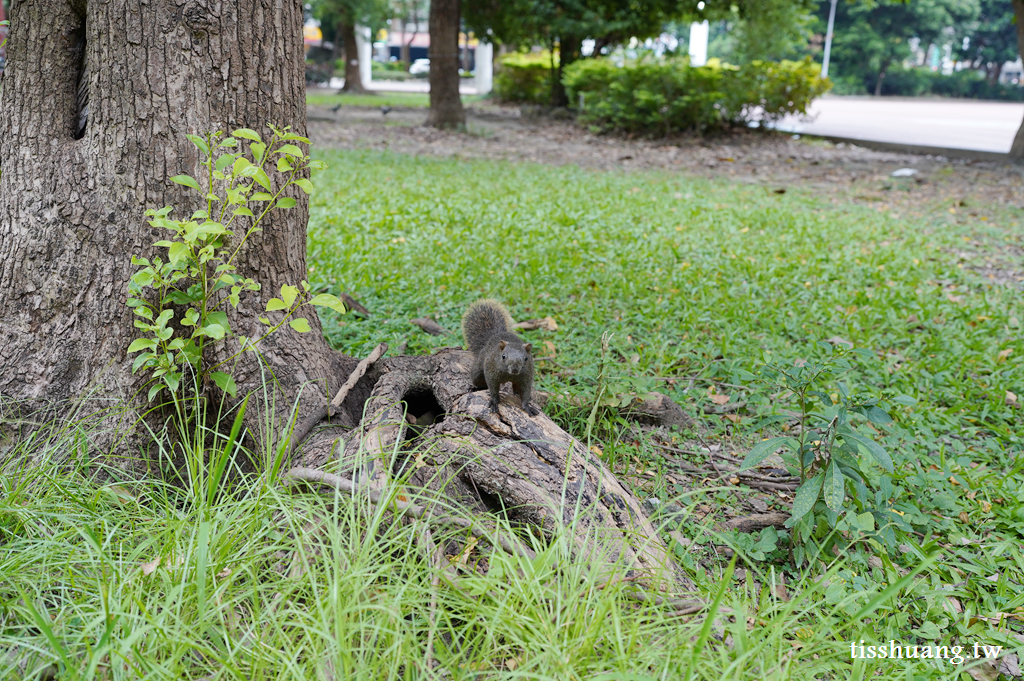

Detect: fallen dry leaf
1006,391,1018,406
997,348,1013,362
141,557,161,575
710,394,730,405
512,316,558,332
409,317,448,336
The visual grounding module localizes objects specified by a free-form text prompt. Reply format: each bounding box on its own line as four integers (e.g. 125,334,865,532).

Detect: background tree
391,0,428,69
312,0,388,92
815,0,976,96
465,0,678,106
427,0,465,127
953,0,1019,84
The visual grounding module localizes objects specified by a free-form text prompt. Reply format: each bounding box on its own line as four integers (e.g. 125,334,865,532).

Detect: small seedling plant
740,342,915,565
126,126,346,404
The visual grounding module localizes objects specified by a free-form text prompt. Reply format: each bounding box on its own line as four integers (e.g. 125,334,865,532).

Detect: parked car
409,58,430,76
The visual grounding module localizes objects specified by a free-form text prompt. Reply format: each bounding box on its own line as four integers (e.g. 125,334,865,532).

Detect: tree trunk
874,65,888,97
0,0,347,468
553,35,581,108
340,20,365,93
426,0,465,128
1010,0,1024,158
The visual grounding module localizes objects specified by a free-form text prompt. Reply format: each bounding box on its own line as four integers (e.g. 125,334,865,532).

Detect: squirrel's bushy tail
462,299,513,354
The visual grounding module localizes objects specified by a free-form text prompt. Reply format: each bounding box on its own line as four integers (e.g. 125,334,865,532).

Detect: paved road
777,96,1024,153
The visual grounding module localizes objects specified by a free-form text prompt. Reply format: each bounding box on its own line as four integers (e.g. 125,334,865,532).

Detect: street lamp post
821,0,838,79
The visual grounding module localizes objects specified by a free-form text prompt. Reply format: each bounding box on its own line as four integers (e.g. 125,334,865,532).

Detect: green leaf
275,144,304,158
233,206,254,218
791,474,824,522
210,371,238,397
186,134,210,156
232,128,262,143
232,156,253,175
275,197,297,209
127,338,157,353
276,157,294,173
281,133,311,143
308,160,328,170
204,324,226,339
167,242,189,266
838,426,894,473
250,142,267,162
250,192,273,202
132,352,154,373
215,154,236,171
854,511,875,532
891,394,917,406
218,137,238,148
308,293,346,314
289,318,311,333
265,298,288,312
252,168,272,191
170,175,201,191
293,178,314,194
823,460,844,512
164,371,180,393
863,405,893,425
280,285,299,306
740,437,794,471
148,384,164,402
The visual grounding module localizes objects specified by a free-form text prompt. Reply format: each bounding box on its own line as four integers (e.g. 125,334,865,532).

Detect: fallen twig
285,466,537,560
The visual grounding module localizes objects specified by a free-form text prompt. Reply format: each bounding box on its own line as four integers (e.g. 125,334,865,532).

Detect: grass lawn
2,147,1022,679
305,90,485,110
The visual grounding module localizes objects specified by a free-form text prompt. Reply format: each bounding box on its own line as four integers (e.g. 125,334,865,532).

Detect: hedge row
494,55,830,135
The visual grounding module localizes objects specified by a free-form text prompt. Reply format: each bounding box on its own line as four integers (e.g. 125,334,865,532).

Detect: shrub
856,66,1024,102
563,56,830,136
493,51,558,104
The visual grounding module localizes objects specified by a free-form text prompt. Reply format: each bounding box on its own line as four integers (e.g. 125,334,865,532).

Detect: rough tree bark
0,0,349,466
426,0,465,128
1010,0,1024,159
340,20,366,93
0,0,691,592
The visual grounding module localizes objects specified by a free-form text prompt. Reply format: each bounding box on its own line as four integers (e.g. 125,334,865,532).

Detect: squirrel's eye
502,354,506,360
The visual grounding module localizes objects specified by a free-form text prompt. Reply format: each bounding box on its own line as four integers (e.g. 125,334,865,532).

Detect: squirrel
461,299,540,416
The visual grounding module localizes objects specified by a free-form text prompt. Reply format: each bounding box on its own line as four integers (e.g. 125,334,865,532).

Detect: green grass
3,148,1024,679
305,91,485,109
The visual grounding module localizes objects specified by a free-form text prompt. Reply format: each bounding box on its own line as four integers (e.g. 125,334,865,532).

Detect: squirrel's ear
524,343,532,353
498,340,507,350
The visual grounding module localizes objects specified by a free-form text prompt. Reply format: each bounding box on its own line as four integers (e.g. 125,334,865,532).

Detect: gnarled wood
295,349,694,591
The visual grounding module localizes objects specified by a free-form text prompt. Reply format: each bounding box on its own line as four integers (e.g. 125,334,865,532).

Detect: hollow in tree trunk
0,0,693,594
340,21,366,93
1010,0,1024,158
427,0,465,128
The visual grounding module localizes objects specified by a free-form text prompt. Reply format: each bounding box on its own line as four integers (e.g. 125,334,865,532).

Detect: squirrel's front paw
525,403,540,417
488,398,500,413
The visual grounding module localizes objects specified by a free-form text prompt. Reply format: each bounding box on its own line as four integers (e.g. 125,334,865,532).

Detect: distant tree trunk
331,20,344,64
0,0,345,467
1010,0,1024,158
341,21,366,93
874,61,889,96
552,35,581,108
427,0,465,128
400,19,412,69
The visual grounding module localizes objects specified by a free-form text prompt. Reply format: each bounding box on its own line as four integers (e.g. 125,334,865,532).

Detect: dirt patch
307,103,1024,286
